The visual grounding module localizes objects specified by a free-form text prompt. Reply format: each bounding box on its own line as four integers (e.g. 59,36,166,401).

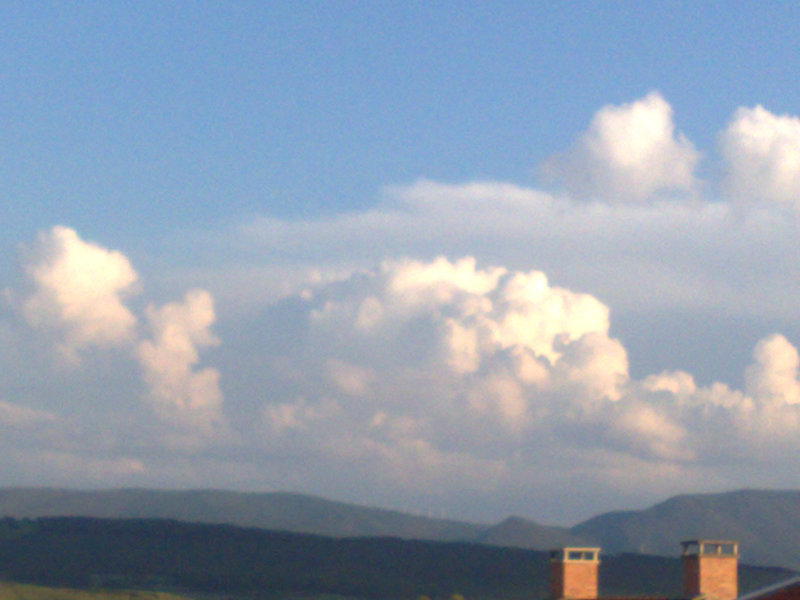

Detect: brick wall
682,554,737,600
551,560,599,599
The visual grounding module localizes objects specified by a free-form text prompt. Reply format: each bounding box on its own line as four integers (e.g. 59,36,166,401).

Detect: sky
3,1,800,525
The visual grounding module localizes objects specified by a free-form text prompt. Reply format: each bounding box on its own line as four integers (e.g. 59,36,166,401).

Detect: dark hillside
0,517,791,600
6,488,800,571
0,517,551,599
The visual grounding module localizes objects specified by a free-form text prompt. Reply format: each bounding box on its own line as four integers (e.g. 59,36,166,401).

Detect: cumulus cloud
263,396,340,434
253,253,800,512
309,257,618,388
601,400,690,462
541,92,700,202
19,226,139,360
9,226,231,449
136,289,226,437
231,177,800,334
745,334,800,406
264,257,640,472
213,100,800,333
552,332,629,402
14,95,800,522
722,106,800,206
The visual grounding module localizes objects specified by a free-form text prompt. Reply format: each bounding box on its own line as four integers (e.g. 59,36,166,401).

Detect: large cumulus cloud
9,93,800,523
242,249,800,520
255,257,800,503
113,93,800,520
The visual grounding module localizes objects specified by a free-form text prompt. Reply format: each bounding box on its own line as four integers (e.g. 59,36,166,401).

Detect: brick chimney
681,540,738,600
550,547,600,599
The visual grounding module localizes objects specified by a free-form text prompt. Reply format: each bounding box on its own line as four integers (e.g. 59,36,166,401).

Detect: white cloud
722,105,800,206
19,226,139,360
222,176,800,334
745,333,800,406
136,289,227,437
308,257,617,387
602,401,690,462
541,92,700,202
643,370,697,399
263,396,340,434
13,95,800,523
552,332,629,402
261,258,637,482
11,227,228,443
251,253,800,510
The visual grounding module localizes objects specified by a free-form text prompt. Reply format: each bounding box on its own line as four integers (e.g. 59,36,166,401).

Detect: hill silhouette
572,489,800,569
0,517,791,600
4,488,800,569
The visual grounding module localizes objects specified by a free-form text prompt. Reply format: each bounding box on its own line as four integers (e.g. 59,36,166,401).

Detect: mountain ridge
572,488,800,568
0,487,487,541
3,487,800,569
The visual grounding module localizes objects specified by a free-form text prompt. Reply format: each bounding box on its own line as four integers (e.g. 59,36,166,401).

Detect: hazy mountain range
1,488,799,569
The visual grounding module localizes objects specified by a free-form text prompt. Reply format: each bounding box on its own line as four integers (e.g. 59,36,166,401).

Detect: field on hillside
0,582,193,600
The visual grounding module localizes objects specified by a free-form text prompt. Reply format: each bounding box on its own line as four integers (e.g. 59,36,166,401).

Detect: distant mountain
0,488,590,553
572,489,800,569
0,488,485,541
476,516,588,549
5,487,800,571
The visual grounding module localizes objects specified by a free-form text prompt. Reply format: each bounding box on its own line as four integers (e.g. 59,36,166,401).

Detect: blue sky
4,2,800,524
5,1,800,237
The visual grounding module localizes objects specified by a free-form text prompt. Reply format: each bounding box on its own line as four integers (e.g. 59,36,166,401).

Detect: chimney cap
681,540,738,556
549,547,601,562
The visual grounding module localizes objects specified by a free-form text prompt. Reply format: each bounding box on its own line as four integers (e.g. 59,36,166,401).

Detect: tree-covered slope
6,488,800,571
0,517,792,600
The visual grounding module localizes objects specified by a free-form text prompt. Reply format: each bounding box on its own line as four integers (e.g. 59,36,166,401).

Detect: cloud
12,95,800,522
19,226,139,360
745,333,800,407
262,257,637,478
308,257,617,388
722,105,800,206
225,176,800,337
136,289,227,437
263,396,340,434
11,227,227,441
601,400,690,462
0,400,55,427
252,254,800,509
552,332,629,402
326,359,374,396
541,92,700,202
189,100,800,337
